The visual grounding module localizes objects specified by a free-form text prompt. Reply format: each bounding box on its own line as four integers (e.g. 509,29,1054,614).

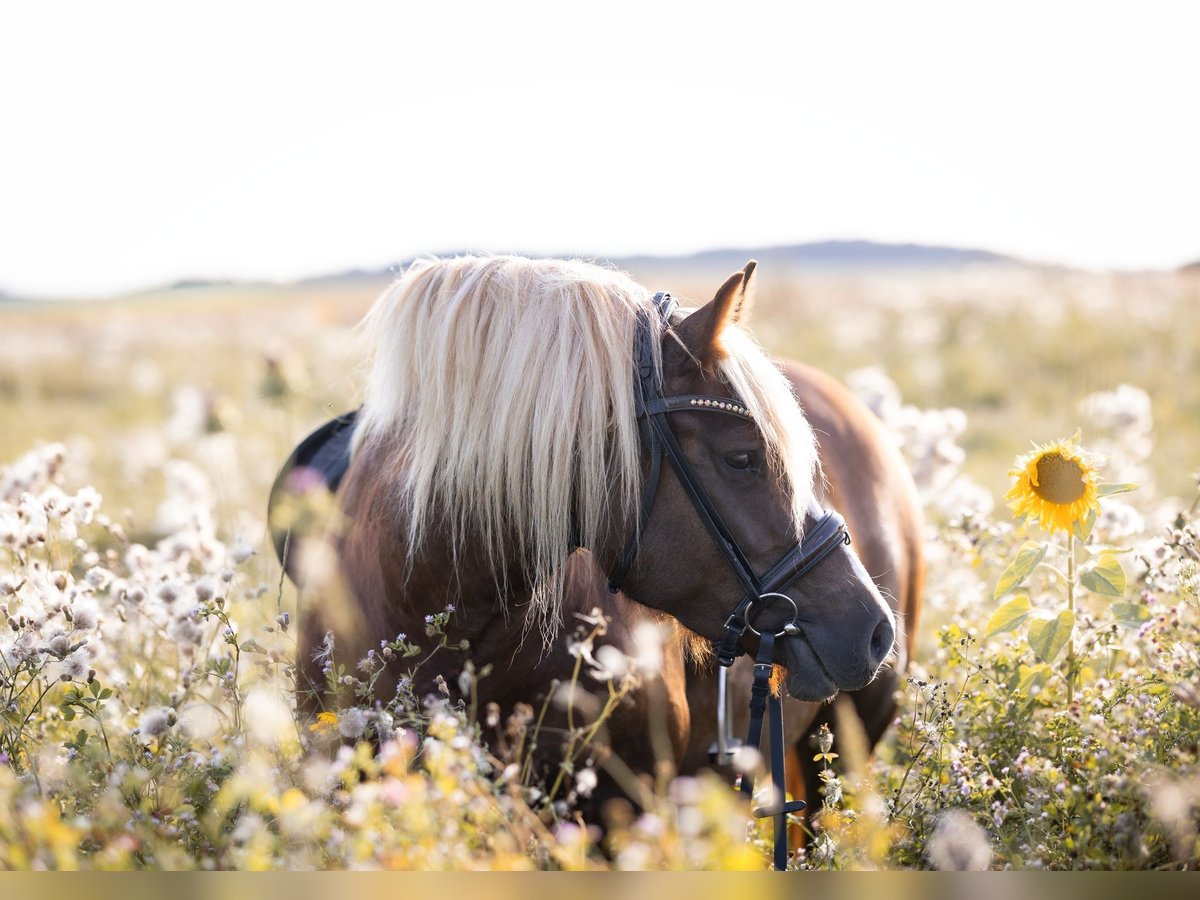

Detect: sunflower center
1033,453,1086,504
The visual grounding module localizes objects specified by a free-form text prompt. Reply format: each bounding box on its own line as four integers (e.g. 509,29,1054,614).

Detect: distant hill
1181,259,1200,274
610,240,1016,273
1,240,1027,302
299,239,1020,287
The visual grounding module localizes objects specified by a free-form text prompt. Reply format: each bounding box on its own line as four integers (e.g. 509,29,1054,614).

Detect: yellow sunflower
1006,437,1102,534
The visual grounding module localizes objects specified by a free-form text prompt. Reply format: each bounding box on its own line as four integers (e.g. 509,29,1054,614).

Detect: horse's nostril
869,618,894,667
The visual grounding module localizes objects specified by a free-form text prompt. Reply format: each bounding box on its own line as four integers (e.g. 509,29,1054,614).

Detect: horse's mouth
774,634,841,702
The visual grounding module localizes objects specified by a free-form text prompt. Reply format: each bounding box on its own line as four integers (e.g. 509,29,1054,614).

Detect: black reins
607,292,851,870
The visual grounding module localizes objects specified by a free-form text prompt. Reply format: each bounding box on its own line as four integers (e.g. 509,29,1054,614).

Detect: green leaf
994,541,1048,599
98,688,113,700
76,729,88,747
1080,554,1126,597
90,680,100,698
1017,662,1053,694
1098,483,1138,497
1028,609,1075,663
985,594,1032,638
1073,507,1098,542
1112,601,1150,629
62,708,76,721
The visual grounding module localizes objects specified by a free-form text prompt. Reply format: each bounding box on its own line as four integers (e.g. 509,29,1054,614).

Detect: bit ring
744,592,800,638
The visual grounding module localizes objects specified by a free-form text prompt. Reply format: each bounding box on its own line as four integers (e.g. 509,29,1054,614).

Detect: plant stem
1066,532,1076,706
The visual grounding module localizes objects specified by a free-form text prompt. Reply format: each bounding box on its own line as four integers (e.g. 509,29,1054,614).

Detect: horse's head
613,262,896,702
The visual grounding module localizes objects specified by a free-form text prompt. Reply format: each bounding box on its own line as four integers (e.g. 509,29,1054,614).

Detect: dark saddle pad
267,409,358,579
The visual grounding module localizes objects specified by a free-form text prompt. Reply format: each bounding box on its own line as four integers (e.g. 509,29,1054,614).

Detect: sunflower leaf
1072,507,1098,542
985,594,1032,638
994,541,1048,599
1112,601,1150,628
1028,609,1075,663
1080,554,1126,597
1097,483,1138,497
1016,662,1053,694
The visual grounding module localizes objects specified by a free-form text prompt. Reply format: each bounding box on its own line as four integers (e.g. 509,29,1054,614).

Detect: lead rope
725,633,806,871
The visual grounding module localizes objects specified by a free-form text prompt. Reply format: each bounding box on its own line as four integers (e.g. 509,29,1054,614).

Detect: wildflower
373,710,395,742
927,809,992,871
1097,499,1144,540
575,767,598,798
84,566,111,590
139,708,173,737
1081,384,1152,435
338,707,367,739
46,632,72,659
310,711,340,736
168,617,205,646
1005,436,1102,534
818,722,834,755
632,620,665,674
58,649,89,682
70,601,99,631
810,830,837,866
589,645,630,681
230,539,255,565
244,687,294,746
73,486,101,524
820,769,844,806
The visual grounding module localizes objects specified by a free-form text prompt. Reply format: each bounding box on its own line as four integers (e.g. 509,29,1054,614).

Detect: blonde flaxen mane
353,255,818,642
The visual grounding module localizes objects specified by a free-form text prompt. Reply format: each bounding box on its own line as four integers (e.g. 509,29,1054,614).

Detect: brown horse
276,255,907,820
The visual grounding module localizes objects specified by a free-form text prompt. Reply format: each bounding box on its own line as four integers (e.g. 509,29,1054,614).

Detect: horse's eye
724,451,755,471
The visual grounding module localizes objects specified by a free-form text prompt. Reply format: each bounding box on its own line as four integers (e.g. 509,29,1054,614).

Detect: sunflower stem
1066,532,1076,706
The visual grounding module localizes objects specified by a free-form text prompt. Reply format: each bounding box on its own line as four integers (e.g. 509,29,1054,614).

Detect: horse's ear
674,260,757,369
733,259,757,325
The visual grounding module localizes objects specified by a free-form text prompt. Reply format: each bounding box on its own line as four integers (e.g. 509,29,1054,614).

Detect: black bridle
607,292,852,870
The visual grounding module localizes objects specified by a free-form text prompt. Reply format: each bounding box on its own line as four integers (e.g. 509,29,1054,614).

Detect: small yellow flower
1006,437,1102,535
310,711,339,735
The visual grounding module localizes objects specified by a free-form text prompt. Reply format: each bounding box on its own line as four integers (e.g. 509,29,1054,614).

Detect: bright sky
3,1,1199,297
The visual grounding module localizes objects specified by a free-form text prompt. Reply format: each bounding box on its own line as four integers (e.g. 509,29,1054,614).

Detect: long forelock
353,255,655,644
711,326,819,536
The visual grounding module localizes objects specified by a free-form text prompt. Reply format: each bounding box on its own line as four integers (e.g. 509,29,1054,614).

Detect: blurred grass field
3,261,1200,870
2,263,1197,536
